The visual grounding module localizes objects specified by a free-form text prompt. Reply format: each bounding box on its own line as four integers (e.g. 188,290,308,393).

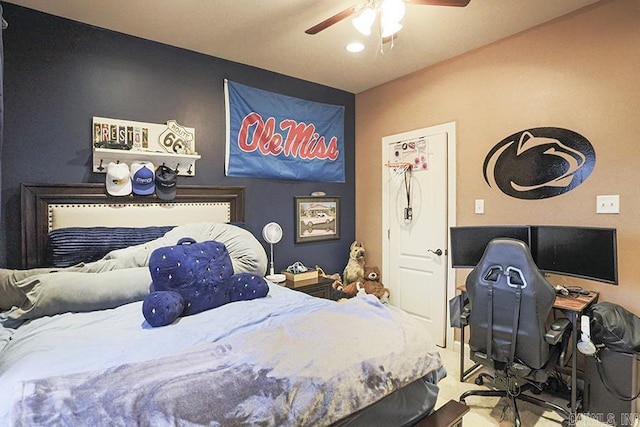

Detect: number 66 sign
159,120,196,155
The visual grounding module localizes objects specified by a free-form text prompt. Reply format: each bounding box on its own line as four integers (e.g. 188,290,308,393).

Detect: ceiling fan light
380,0,406,24
352,7,376,36
346,42,365,53
381,21,403,38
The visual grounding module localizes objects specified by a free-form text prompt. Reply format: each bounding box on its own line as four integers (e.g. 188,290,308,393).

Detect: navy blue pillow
149,239,234,316
142,291,185,327
227,273,269,302
48,226,175,267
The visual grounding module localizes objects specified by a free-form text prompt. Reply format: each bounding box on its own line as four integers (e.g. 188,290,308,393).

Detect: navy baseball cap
155,165,177,200
131,161,155,195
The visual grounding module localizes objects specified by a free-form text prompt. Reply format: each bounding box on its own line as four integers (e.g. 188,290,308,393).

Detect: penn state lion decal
483,127,595,199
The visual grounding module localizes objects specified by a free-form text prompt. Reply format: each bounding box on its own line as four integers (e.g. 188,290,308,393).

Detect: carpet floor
435,346,621,426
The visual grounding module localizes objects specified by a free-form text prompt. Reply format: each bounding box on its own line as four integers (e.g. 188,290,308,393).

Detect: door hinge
387,229,390,239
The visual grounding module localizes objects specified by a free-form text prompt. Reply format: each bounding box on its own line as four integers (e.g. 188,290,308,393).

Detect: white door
382,123,454,347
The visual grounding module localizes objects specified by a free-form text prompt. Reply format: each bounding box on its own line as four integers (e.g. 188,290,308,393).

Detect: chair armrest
460,305,471,326
545,317,571,345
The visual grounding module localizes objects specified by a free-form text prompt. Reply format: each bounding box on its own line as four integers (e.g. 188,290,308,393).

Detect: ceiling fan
305,0,470,38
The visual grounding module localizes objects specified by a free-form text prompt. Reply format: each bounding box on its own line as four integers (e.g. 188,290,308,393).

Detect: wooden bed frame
20,183,245,269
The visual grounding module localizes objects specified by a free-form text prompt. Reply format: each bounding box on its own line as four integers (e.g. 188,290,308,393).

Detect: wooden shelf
93,147,201,176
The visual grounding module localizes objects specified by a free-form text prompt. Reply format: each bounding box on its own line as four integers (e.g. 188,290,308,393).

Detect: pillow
0,268,58,311
6,267,152,323
0,270,28,311
142,291,184,327
142,272,269,328
228,273,269,302
149,239,234,316
48,226,175,267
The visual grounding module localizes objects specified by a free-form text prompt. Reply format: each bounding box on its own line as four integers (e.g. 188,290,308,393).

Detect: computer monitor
449,226,531,268
530,226,618,285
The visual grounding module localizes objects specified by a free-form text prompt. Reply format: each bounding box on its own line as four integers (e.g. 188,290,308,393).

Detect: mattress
0,283,443,426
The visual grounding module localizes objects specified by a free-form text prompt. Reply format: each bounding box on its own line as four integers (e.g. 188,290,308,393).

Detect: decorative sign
92,117,200,176
93,117,196,155
483,127,595,199
158,120,195,155
224,80,345,183
390,137,429,170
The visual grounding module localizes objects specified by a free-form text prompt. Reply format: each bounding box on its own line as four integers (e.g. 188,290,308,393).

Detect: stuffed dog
343,241,366,284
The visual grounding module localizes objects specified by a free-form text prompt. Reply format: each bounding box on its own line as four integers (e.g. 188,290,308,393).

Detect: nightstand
285,276,335,300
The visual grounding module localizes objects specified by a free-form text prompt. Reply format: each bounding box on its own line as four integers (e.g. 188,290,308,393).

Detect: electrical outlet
475,199,484,214
596,195,619,214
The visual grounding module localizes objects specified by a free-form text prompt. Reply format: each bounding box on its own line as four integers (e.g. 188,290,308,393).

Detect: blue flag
225,80,345,183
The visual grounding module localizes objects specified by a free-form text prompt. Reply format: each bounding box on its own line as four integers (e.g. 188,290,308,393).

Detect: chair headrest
483,265,528,288
474,238,541,288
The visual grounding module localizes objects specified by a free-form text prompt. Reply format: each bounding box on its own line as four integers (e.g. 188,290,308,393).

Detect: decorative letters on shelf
92,117,201,176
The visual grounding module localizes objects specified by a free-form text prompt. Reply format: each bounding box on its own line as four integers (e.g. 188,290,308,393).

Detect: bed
0,183,446,426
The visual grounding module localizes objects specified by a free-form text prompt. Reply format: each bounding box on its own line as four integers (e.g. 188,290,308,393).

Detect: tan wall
355,0,640,313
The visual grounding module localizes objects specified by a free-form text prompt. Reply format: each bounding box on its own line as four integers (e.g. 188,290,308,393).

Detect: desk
457,288,599,422
553,291,599,422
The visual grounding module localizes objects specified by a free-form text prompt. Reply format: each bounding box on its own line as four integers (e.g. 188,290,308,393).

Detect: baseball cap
155,165,178,200
105,162,132,196
131,161,155,196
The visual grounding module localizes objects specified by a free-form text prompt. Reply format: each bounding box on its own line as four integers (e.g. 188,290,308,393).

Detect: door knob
428,249,443,256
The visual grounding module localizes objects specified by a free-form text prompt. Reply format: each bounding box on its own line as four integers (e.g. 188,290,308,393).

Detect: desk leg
460,325,465,382
570,311,578,425
459,325,481,382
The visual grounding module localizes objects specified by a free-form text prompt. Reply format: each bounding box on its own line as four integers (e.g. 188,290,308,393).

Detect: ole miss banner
224,80,345,182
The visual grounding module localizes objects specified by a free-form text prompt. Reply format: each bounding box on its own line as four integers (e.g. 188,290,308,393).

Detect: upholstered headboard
21,183,245,268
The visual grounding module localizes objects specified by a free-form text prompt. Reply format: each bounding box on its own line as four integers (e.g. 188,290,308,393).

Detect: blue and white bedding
0,283,443,426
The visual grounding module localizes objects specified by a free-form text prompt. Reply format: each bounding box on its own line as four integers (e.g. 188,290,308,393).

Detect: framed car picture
295,196,340,243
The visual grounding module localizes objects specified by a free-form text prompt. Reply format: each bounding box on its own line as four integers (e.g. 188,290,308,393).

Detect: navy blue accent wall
1,4,355,276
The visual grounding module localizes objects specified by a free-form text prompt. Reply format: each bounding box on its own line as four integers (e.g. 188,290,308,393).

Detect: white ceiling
5,0,600,93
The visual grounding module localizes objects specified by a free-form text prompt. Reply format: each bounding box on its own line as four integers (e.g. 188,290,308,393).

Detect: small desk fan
262,222,285,283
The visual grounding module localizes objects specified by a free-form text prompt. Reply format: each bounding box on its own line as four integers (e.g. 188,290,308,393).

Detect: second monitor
449,225,618,285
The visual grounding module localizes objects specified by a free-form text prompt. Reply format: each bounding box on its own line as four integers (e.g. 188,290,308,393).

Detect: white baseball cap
105,162,132,196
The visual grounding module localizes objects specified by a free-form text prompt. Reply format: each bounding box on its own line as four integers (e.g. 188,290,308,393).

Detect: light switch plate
596,195,619,214
475,199,484,214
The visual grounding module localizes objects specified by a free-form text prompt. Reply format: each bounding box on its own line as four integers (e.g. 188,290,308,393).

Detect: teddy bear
141,238,269,327
360,266,390,301
339,265,390,302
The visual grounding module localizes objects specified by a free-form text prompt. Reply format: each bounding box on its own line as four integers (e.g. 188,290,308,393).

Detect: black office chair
458,238,572,427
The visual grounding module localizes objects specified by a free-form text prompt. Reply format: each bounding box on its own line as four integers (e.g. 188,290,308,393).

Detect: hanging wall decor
92,117,201,176
294,196,340,243
483,127,595,199
224,80,345,183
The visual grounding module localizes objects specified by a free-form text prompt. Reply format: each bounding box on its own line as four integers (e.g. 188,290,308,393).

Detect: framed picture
295,196,340,243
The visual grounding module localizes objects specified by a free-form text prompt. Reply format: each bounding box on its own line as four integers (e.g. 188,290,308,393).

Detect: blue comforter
1,284,442,426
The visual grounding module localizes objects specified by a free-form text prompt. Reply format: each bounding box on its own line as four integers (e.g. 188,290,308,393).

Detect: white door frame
381,121,457,349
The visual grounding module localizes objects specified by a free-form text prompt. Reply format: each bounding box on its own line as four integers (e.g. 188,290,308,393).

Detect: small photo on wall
295,196,340,243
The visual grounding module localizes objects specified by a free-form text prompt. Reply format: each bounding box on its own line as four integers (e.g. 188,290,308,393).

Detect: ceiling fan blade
305,5,360,35
406,0,470,6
